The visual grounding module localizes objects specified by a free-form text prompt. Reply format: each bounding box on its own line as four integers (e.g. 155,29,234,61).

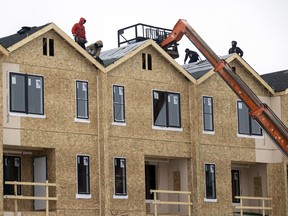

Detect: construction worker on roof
86,40,104,65
184,48,200,64
72,17,87,49
228,41,243,57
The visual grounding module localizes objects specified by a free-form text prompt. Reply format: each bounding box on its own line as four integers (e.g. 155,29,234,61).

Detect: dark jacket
184,50,200,64
229,46,243,57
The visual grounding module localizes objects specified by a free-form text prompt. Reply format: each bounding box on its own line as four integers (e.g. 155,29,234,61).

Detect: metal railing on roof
117,23,172,47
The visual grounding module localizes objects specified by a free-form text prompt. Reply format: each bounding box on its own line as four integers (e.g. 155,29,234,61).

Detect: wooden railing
4,180,57,216
235,196,272,216
150,189,192,216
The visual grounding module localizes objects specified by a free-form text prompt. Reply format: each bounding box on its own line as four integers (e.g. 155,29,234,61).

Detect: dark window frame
113,85,125,123
9,72,44,115
237,100,262,136
203,96,214,131
76,80,89,119
77,155,90,194
114,157,127,196
153,90,181,128
205,163,216,200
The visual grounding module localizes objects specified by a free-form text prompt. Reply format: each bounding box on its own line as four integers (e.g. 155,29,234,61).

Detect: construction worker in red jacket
72,17,87,49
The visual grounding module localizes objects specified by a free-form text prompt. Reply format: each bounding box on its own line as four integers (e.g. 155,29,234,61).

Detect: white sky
1,0,288,74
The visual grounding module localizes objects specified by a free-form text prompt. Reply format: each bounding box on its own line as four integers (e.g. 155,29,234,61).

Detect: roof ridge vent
17,26,32,35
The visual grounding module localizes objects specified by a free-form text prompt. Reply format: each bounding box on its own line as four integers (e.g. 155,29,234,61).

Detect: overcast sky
1,0,287,74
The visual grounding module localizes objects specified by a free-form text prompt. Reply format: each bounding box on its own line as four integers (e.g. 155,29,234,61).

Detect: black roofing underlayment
261,69,288,92
0,23,50,49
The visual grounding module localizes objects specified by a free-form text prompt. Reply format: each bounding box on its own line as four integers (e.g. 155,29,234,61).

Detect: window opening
77,155,90,194
205,163,216,199
114,158,127,196
145,164,156,199
203,96,214,131
153,90,181,128
113,85,125,123
42,38,54,56
147,54,152,70
142,53,152,70
43,38,47,55
49,39,54,56
142,53,146,70
231,170,240,203
10,73,44,115
237,101,262,136
76,81,89,119
4,156,21,195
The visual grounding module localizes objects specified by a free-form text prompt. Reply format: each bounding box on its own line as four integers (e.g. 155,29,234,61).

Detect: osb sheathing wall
274,93,288,215
0,56,4,213
1,30,288,216
191,61,287,216
1,31,101,215
100,47,192,215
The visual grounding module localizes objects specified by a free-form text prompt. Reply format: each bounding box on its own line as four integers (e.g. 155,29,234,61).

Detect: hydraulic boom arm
161,19,288,157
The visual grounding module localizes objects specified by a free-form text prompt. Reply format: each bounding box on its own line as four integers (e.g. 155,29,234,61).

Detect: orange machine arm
161,19,288,157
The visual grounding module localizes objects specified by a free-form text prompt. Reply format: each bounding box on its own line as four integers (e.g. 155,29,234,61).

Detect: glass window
76,81,89,119
237,101,262,136
205,163,216,199
10,73,44,115
153,90,181,128
203,96,214,131
77,155,90,194
4,156,21,195
113,85,125,123
114,158,127,196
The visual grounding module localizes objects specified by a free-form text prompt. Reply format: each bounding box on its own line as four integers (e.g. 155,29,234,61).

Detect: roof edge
7,23,54,52
0,44,9,56
151,40,197,84
196,54,275,94
6,22,105,71
229,54,275,95
104,40,197,84
274,89,288,96
50,23,106,71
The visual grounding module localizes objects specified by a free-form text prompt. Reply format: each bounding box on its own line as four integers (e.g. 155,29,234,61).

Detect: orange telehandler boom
161,19,288,157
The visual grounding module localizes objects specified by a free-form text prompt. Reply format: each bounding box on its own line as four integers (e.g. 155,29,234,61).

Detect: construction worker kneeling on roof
86,40,104,65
